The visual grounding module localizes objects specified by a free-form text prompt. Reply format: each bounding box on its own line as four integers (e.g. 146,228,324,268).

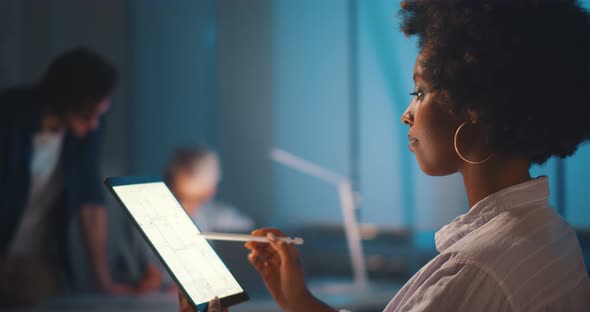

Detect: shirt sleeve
398,260,513,312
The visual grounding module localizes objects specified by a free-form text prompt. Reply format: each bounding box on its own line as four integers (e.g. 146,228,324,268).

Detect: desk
12,280,399,312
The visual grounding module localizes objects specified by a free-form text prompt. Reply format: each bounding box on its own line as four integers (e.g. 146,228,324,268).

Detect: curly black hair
39,47,118,116
399,0,590,165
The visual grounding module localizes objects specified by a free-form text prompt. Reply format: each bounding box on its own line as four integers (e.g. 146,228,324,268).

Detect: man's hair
39,47,118,116
400,0,590,165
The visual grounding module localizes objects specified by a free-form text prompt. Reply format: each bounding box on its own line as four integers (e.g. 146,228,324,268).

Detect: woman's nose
401,107,414,126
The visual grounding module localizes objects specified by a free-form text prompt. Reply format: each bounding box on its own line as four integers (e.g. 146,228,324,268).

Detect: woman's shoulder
442,205,588,309
447,205,579,265
461,205,573,252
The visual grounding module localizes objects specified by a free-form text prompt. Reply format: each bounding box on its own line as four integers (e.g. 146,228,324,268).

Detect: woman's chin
416,157,457,177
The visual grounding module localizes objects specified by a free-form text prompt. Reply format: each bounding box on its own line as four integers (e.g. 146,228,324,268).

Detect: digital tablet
104,176,249,311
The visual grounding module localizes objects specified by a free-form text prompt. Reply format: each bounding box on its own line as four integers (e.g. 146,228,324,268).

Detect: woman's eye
409,90,424,99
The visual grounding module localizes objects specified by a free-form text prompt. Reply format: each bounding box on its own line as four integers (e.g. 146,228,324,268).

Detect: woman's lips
408,135,419,149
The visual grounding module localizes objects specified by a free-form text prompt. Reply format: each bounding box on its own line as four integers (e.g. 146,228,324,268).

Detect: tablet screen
110,180,245,306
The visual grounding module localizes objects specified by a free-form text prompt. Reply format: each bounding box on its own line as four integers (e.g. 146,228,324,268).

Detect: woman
186,0,590,311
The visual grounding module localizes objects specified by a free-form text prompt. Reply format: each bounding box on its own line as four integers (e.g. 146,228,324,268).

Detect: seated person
136,146,254,293
164,146,254,233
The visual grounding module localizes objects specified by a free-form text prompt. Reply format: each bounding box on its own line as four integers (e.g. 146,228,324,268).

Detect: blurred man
0,48,131,306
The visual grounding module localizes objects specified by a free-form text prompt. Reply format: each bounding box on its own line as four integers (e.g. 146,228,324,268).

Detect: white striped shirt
384,177,590,312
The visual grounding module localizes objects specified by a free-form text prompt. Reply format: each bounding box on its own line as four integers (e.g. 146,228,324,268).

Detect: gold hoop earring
453,120,492,165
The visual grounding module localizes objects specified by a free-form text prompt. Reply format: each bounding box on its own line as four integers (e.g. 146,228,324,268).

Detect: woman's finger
245,228,286,250
248,252,264,270
285,240,300,258
264,248,281,266
207,296,222,312
178,290,195,312
246,228,293,269
266,233,294,265
249,247,281,271
246,241,273,254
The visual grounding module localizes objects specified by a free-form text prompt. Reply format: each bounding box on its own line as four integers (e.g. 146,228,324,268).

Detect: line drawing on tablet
112,182,244,302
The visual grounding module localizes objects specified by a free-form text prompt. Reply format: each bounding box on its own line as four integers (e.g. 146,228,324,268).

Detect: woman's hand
245,228,335,312
178,291,228,312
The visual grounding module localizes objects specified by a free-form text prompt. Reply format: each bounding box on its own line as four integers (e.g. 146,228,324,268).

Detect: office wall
271,0,353,225
216,0,275,224
131,0,217,176
565,145,590,227
216,0,468,230
216,0,361,226
0,1,24,89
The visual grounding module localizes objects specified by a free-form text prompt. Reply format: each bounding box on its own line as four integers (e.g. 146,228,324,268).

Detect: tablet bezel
104,176,250,311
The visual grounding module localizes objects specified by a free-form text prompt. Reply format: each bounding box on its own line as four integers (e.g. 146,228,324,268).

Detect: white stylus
196,232,304,245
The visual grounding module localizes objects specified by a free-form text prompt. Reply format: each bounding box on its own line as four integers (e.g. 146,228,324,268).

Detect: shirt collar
435,176,550,252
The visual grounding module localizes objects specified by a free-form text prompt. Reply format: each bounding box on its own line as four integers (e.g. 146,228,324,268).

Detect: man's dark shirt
0,86,105,261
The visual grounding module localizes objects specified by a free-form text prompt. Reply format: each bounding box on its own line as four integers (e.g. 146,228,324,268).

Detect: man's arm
79,204,133,294
76,119,132,294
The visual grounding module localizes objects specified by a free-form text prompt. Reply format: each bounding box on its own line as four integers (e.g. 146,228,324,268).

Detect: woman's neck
460,156,532,208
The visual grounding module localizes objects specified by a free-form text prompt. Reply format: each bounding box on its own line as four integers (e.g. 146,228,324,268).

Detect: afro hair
399,0,590,164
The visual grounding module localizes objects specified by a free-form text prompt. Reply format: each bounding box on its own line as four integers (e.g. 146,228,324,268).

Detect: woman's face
402,55,464,176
